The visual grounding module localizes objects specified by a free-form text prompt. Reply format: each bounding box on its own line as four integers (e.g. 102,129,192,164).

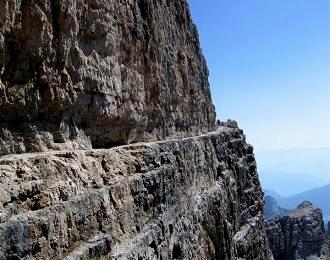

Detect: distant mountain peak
264,195,288,219
268,184,330,219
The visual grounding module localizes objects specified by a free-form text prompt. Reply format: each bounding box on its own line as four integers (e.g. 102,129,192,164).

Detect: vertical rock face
266,201,327,260
0,0,216,155
0,125,272,259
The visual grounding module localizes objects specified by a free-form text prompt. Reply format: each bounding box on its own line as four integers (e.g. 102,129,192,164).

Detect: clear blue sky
189,0,330,151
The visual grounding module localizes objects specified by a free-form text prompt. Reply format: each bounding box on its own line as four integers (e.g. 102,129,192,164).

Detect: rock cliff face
0,0,273,259
0,125,272,259
266,201,328,260
0,0,215,155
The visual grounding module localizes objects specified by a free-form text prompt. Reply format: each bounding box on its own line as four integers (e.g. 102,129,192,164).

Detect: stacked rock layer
0,126,272,259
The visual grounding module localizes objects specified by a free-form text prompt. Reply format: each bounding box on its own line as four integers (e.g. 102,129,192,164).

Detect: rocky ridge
266,201,328,260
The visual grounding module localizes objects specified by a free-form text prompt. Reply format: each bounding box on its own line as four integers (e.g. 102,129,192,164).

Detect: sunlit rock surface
0,126,272,259
0,0,273,259
0,0,216,155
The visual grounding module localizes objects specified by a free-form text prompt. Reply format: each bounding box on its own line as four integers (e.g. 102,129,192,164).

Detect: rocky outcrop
0,0,274,259
266,201,327,260
264,195,288,220
0,125,272,259
0,0,216,155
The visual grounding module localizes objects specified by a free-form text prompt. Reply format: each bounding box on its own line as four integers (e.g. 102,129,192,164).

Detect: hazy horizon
256,147,330,195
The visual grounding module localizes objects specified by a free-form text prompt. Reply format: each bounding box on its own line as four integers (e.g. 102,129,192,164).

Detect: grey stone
0,1,274,259
0,0,216,155
0,127,272,259
266,201,328,260
225,119,239,129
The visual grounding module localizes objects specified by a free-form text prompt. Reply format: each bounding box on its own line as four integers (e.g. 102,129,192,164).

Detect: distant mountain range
264,195,288,219
265,184,330,219
264,189,282,201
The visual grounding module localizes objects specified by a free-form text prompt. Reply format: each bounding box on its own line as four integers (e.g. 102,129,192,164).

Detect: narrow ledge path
0,127,230,162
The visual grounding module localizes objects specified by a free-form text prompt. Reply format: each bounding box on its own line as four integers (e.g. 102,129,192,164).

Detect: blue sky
189,0,330,151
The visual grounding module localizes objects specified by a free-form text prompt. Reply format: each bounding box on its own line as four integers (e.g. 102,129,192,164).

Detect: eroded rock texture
266,201,328,260
0,126,272,259
0,0,274,259
0,0,216,155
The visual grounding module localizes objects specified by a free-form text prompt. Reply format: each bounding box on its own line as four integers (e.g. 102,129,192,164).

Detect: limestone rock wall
0,0,216,155
0,126,272,259
0,1,274,259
